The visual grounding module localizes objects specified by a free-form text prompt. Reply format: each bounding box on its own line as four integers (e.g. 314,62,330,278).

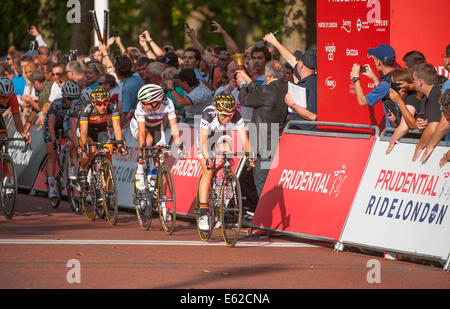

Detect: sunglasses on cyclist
218,112,234,119
142,100,162,108
94,100,109,107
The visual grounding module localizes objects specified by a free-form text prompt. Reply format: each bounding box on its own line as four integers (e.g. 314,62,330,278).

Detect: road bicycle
81,139,125,226
195,152,250,247
133,144,177,234
0,136,30,219
49,129,81,213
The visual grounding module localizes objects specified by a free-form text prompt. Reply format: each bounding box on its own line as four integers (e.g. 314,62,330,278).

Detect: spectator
412,63,443,161
161,67,184,112
351,44,398,130
442,44,450,93
168,68,213,119
89,46,103,64
27,25,48,50
237,60,289,199
24,69,52,132
183,47,206,82
65,60,85,84
158,52,179,69
43,61,54,81
420,89,450,166
139,30,165,60
19,62,37,108
402,51,426,71
98,74,121,104
0,62,15,80
282,62,295,83
84,62,103,88
136,56,153,83
114,55,144,127
48,63,66,103
385,68,422,154
285,49,318,130
146,61,165,85
251,46,272,85
125,46,143,73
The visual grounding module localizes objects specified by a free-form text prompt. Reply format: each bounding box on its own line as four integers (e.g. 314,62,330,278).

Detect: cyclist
0,77,30,192
196,91,255,231
77,87,127,190
63,87,92,180
0,77,30,142
43,81,80,203
131,84,185,192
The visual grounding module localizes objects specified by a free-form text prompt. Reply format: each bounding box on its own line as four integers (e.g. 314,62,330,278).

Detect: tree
70,0,94,55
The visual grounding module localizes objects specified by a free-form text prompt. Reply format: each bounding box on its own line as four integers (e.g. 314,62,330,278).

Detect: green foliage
2,0,288,56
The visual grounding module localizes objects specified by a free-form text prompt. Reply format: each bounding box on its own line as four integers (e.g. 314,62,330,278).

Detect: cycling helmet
90,87,110,103
213,91,236,113
0,77,14,97
61,81,80,99
80,87,93,105
137,84,164,104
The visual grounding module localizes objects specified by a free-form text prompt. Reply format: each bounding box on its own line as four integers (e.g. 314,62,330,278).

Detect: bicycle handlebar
0,137,32,153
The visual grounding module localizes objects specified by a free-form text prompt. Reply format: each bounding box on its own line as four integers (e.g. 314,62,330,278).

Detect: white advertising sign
340,140,450,261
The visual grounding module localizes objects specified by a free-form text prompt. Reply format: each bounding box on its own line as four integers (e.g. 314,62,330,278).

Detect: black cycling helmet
213,91,236,113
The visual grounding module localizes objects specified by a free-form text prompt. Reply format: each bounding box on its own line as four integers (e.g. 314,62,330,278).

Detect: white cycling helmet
80,87,93,105
0,77,14,97
137,84,164,104
61,81,80,99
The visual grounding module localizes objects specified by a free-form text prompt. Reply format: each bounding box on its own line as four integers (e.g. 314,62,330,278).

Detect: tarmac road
0,192,448,295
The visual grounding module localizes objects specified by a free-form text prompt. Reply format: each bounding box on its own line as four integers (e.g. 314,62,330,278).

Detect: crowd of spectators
1,20,448,217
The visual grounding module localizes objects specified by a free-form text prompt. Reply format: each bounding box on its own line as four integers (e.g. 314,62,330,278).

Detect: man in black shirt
237,60,288,198
412,63,442,161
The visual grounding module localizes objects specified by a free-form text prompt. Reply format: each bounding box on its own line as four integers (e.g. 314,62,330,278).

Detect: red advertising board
391,0,450,79
252,133,375,240
317,0,390,129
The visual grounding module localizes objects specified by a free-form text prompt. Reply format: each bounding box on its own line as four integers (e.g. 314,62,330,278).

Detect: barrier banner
252,132,375,241
317,0,390,129
6,119,47,190
339,140,450,261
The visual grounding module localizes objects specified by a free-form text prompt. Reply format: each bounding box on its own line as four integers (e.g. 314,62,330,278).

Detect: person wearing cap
166,68,213,120
262,33,317,131
351,44,399,129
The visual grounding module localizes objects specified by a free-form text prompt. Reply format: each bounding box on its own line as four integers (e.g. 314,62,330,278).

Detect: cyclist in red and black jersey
78,87,127,189
0,77,30,142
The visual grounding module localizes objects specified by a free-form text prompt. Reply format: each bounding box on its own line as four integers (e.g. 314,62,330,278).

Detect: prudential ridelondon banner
340,140,450,262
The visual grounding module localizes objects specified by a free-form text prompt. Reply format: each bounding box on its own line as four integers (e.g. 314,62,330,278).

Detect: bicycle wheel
220,172,242,247
133,166,153,230
157,165,176,235
0,155,18,219
81,163,97,221
195,174,214,242
101,159,118,226
67,180,83,215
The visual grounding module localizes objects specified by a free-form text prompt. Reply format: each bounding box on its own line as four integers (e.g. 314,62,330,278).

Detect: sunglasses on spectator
94,101,109,107
52,72,63,76
218,112,234,119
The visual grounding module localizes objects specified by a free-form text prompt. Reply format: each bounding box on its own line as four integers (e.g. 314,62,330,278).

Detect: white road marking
0,238,318,248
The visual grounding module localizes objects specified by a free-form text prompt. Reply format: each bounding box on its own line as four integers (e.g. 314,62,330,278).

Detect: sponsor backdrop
7,122,46,189
251,132,375,241
391,0,449,80
317,0,390,129
339,140,450,261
